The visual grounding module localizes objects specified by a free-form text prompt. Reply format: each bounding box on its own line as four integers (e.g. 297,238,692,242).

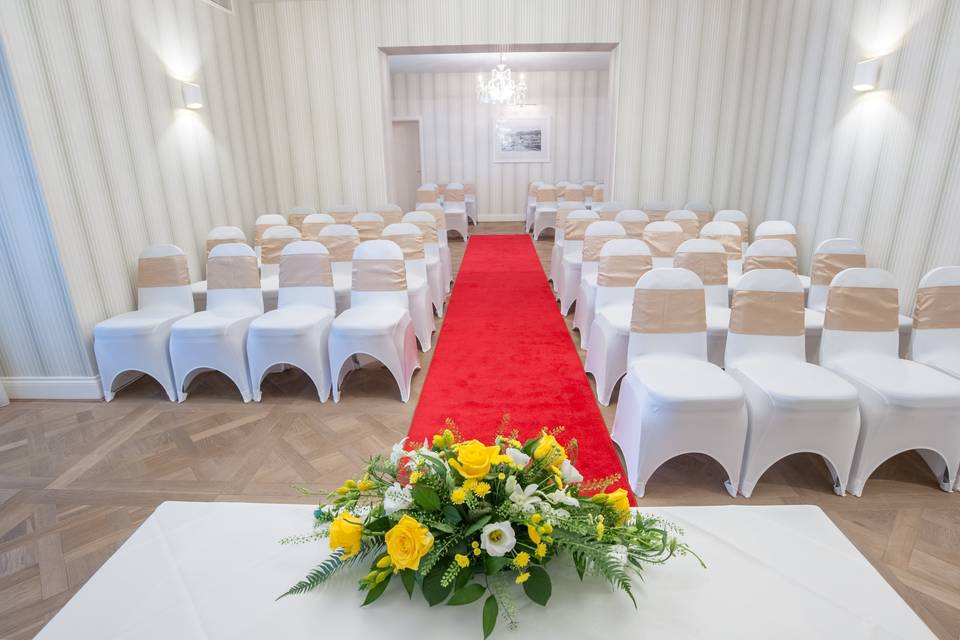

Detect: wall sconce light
853,57,882,92
181,81,203,109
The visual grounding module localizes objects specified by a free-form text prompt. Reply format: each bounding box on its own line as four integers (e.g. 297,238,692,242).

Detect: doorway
391,119,422,212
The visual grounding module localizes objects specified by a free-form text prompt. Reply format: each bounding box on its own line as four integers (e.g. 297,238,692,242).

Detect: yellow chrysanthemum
530,514,542,525
473,481,491,498
409,471,422,484
513,552,530,568
455,553,470,568
535,543,547,559
451,488,466,504
515,572,530,584
462,478,478,491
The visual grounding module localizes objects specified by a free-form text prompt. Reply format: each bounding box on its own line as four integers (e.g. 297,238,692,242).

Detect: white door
391,120,421,212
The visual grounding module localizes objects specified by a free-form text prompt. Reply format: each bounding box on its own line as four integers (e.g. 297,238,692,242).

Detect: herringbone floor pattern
1,224,958,639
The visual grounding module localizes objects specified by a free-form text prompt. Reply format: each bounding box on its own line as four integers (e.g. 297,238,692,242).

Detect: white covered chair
820,268,960,495
247,241,336,402
665,209,700,241
383,222,435,351
560,184,585,205
95,245,195,401
590,183,606,209
642,220,684,268
463,183,478,225
259,226,301,279
674,239,730,368
725,269,860,497
253,214,286,264
301,213,336,240
549,203,588,293
683,200,714,229
533,184,560,240
329,240,420,402
558,210,600,314
287,206,318,233
582,180,597,208
402,211,445,317
700,220,743,286
327,205,359,224
911,266,960,380
570,222,626,342
192,226,246,310
611,268,747,497
416,184,439,208
525,181,543,229
170,243,263,403
443,182,469,240
639,200,672,222
754,220,809,290
351,212,385,242
317,224,360,314
583,240,653,405
415,203,452,292
714,209,750,253
371,204,404,226
614,209,649,239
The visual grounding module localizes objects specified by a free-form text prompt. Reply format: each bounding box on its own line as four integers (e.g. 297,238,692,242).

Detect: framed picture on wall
493,115,551,163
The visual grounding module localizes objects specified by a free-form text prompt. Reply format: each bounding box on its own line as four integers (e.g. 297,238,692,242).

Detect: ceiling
388,51,611,74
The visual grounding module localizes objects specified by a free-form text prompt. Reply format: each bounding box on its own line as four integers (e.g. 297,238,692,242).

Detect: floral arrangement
280,421,699,637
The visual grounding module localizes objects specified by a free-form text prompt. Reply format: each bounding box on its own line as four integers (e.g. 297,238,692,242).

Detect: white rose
383,482,413,515
480,521,517,557
559,460,583,484
505,447,531,468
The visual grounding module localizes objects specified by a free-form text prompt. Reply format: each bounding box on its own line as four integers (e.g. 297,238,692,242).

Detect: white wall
391,70,609,217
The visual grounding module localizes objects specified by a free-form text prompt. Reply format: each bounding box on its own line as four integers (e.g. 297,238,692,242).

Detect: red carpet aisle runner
407,235,631,497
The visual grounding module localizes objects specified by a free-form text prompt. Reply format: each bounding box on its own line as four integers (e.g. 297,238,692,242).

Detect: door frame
390,117,426,205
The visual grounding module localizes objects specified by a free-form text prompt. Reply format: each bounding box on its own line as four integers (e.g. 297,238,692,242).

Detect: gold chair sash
319,235,359,262
563,187,584,201
582,235,623,262
642,229,684,257
674,252,728,285
411,221,439,244
424,208,446,231
260,237,298,265
446,188,465,202
645,209,669,223
137,255,190,288
824,286,899,332
597,206,624,221
280,253,333,287
692,210,713,227
287,213,309,232
619,220,647,237
702,232,742,260
672,218,700,239
254,223,278,246
592,185,605,202
352,259,407,291
207,256,260,289
565,218,594,241
733,220,749,242
757,232,799,250
730,290,805,336
387,234,425,260
597,255,652,287
537,187,558,202
205,238,244,255
302,221,333,240
353,220,384,242
416,189,438,204
631,288,706,333
913,286,960,330
810,252,866,285
329,211,357,224
742,255,799,274
373,208,403,225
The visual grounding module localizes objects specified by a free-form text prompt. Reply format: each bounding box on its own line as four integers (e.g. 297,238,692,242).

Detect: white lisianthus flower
544,489,579,507
559,459,583,484
389,438,409,465
609,544,628,566
506,476,542,512
505,447,531,468
383,482,413,515
480,521,517,557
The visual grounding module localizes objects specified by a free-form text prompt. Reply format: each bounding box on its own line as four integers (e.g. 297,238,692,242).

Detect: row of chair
95,222,451,404
609,266,960,498
416,182,474,237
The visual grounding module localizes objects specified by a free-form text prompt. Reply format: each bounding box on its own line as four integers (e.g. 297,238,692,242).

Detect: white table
36,502,935,639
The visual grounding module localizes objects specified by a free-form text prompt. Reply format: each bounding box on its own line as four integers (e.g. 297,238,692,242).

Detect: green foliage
522,566,551,606
361,571,391,606
447,583,486,606
276,549,345,599
400,569,416,598
482,595,498,639
422,562,453,606
412,484,441,511
483,555,510,576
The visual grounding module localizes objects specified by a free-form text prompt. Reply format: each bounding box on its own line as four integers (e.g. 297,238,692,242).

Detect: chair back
642,220,684,267
592,183,606,204
561,184,584,202
665,209,700,240
350,239,409,310
640,200,672,222
414,204,447,247
700,220,743,275
614,210,649,238
755,220,799,252
807,238,866,312
301,213,337,240
684,200,714,228
253,214,286,255
714,209,750,246
383,222,427,283
206,243,263,314
402,212,440,261
416,185,439,205
675,239,729,308
205,226,246,258
351,212,385,242
260,226,301,278
463,183,476,198
563,210,600,259
820,268,900,364
595,239,652,311
445,182,465,202
327,205,359,224
371,204,404,225
136,244,194,313
582,221,626,283
554,203,579,244
287,206,318,232
628,268,708,361
911,266,960,366
278,241,335,311
536,184,558,204
743,239,798,275
527,181,543,205
318,224,360,290
725,269,806,368
594,201,629,221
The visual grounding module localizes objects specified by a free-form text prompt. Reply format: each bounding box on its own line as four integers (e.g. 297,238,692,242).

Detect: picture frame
493,115,551,163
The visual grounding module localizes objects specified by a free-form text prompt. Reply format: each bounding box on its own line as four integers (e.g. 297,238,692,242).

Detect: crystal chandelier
476,54,527,106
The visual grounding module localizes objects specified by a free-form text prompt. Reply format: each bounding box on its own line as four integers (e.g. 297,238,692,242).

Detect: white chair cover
675,238,730,368
683,200,714,228
639,200,673,223
287,206,318,232
665,209,700,241
350,212,385,242
569,221,626,340
317,224,360,314
442,181,469,240
643,220,685,268
402,212,445,317
532,184,560,239
327,205,360,224
383,222,436,351
558,210,600,314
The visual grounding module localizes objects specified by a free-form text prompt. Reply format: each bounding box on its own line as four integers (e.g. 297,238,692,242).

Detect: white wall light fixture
853,57,882,92
181,81,203,109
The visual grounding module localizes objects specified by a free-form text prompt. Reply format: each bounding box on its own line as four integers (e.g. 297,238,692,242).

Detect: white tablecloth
36,502,935,639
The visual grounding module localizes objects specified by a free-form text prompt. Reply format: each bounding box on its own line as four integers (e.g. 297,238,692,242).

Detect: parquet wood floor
1,224,958,639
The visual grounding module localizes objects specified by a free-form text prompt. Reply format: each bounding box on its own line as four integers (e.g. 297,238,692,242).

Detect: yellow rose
328,511,364,558
533,433,567,465
449,440,501,479
606,488,631,524
385,515,434,571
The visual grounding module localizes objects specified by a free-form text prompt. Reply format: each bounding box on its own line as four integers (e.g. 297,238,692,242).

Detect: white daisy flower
480,521,516,557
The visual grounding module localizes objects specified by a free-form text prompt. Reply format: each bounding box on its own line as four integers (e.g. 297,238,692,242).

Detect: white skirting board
0,376,104,400
0,379,8,406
